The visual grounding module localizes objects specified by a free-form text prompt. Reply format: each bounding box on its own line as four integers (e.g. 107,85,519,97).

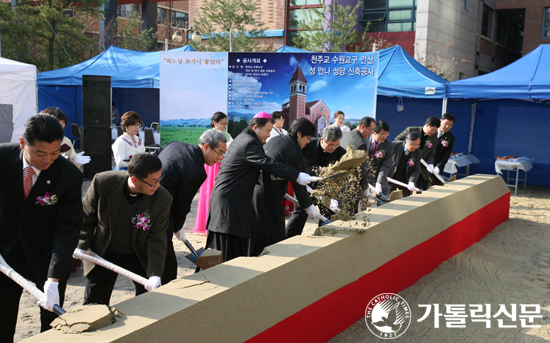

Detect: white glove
76,151,91,165
329,199,340,213
433,166,440,175
296,172,312,186
38,280,59,312
363,188,373,198
427,164,434,173
305,204,319,218
174,228,186,241
375,182,382,195
145,276,161,291
407,182,417,192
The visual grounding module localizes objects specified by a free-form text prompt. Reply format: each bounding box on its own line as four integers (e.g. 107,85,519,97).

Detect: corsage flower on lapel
426,141,433,149
441,139,449,147
132,209,151,231
374,150,385,159
36,192,58,206
407,159,415,166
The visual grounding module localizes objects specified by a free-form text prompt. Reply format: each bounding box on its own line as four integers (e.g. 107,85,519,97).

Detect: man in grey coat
76,153,172,305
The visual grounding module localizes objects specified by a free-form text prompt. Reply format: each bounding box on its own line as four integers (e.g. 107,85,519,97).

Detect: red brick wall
497,0,550,55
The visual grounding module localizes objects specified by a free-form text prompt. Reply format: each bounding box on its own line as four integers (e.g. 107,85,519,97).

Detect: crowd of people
0,108,455,342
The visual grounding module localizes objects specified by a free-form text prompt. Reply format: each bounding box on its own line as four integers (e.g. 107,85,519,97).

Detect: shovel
420,159,447,185
73,249,149,286
0,254,66,316
284,193,330,223
309,169,355,183
387,177,422,193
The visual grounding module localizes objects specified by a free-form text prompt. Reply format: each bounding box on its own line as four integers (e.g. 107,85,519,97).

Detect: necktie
437,131,443,138
23,166,35,199
370,142,378,157
405,150,410,156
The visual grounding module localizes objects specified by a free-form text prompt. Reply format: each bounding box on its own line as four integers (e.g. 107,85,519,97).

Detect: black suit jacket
157,142,207,236
251,135,310,240
206,128,300,239
0,143,82,280
384,141,422,194
395,127,438,181
434,131,456,171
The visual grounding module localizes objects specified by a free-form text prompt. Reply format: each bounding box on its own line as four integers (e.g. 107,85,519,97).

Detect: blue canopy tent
37,45,195,139
446,44,550,187
373,46,474,154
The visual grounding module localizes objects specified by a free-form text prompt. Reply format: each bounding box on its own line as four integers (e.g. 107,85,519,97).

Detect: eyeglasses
213,148,225,157
408,144,420,148
136,174,164,187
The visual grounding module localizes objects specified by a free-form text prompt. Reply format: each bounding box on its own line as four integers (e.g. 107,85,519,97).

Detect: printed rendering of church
281,66,330,136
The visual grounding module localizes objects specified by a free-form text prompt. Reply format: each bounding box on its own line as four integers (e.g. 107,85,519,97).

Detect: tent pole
467,100,477,155
441,98,447,115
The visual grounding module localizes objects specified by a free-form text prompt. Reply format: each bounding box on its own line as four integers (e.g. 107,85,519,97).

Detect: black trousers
285,205,309,239
83,250,147,306
0,241,69,343
416,175,431,191
205,231,249,263
161,238,178,286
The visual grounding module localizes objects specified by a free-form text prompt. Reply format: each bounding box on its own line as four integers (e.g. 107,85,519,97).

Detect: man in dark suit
285,125,346,238
339,116,375,151
384,132,423,197
205,112,313,262
364,120,394,195
250,118,317,255
157,129,227,284
433,113,456,185
394,116,440,190
77,153,172,305
0,114,83,342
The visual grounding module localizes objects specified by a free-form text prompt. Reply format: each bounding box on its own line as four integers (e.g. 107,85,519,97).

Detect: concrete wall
25,175,510,343
416,0,479,80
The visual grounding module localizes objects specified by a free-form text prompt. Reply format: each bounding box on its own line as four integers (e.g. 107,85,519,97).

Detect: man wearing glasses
77,153,172,305
156,129,227,284
285,125,346,238
365,120,394,197
383,131,423,198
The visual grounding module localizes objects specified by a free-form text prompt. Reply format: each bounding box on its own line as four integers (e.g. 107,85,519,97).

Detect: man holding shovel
157,129,227,285
77,153,172,305
383,132,423,197
0,114,83,342
285,125,346,238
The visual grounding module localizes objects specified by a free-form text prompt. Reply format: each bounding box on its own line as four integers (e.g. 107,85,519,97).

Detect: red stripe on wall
246,193,510,343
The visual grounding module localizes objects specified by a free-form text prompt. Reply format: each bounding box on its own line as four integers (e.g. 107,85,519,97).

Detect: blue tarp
377,46,447,99
37,45,195,135
447,45,550,99
275,45,310,52
446,44,550,187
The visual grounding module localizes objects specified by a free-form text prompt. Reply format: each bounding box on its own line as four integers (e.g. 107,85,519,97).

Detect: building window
157,8,167,24
543,8,550,38
481,5,493,38
287,0,323,46
118,4,139,18
172,11,188,28
361,0,416,33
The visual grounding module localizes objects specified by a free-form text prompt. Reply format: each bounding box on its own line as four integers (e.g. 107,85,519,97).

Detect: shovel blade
185,248,206,264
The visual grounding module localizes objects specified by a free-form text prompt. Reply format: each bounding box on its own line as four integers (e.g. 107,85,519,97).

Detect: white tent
0,58,37,143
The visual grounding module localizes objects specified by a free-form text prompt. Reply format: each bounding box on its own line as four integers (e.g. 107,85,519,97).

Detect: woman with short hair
331,110,350,133
112,111,145,170
266,111,288,142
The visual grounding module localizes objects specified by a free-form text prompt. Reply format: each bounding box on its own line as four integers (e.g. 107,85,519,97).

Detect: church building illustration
281,66,330,136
